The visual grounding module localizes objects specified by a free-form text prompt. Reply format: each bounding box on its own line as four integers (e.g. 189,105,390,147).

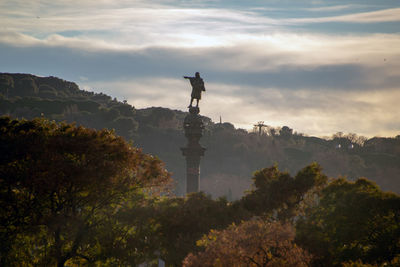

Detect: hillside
1,73,399,197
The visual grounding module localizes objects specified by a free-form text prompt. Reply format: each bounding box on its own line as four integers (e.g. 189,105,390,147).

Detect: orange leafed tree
183,219,311,267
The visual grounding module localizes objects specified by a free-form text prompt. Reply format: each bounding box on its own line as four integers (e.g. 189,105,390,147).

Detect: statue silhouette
183,72,205,108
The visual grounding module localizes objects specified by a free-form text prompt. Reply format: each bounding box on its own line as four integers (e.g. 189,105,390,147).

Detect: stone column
181,107,206,193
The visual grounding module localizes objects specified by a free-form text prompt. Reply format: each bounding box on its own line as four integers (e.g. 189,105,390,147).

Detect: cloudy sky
1,0,399,137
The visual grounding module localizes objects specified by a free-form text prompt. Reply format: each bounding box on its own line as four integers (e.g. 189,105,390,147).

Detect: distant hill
1,73,399,197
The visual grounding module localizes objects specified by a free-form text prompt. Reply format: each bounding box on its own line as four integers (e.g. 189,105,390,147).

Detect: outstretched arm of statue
183,76,190,79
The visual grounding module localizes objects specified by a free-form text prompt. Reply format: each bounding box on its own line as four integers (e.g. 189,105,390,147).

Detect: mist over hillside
1,73,399,198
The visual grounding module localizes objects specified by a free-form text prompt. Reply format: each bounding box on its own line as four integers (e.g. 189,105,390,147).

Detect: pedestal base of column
181,147,206,193
186,166,200,193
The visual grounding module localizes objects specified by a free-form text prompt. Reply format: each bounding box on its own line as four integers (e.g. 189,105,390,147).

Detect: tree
0,117,171,266
241,163,327,221
183,219,311,267
150,192,249,266
279,126,293,139
296,178,400,266
38,84,58,98
15,77,39,96
0,74,13,98
341,257,400,267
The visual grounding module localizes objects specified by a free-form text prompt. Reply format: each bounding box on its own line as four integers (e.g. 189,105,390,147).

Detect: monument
181,72,206,193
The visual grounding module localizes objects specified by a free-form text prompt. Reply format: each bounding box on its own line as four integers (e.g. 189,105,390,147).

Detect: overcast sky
1,0,399,137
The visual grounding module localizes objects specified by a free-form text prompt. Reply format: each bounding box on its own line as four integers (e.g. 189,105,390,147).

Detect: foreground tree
296,178,400,266
183,219,311,267
241,163,328,221
0,117,170,266
145,192,249,266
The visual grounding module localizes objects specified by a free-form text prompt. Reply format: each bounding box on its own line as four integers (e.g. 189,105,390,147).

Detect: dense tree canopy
0,117,171,266
296,178,400,266
183,220,311,267
149,192,248,266
241,163,327,221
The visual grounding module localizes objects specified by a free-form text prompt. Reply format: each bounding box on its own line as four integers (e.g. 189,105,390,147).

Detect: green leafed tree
296,178,400,266
0,117,171,266
148,192,248,266
241,163,328,221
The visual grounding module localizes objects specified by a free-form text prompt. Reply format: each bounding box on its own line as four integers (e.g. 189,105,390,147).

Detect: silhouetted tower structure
181,106,206,193
254,121,267,136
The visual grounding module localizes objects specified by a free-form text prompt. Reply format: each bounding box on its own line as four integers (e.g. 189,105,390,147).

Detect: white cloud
305,5,356,12
289,8,400,24
203,84,400,137
80,78,189,109
2,29,399,72
2,1,400,51
2,1,399,41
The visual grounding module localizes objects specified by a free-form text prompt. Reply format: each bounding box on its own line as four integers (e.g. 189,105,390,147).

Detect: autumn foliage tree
183,219,311,267
0,117,171,266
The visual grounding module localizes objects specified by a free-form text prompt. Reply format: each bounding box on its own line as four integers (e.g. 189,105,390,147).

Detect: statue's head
195,72,200,78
